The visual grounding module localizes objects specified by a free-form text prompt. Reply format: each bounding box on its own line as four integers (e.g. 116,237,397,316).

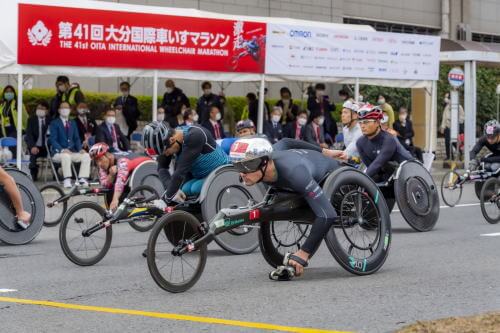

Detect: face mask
121,90,129,97
193,114,199,122
77,108,88,115
272,115,281,123
59,108,70,118
317,117,325,126
297,117,307,126
106,116,116,125
282,98,290,104
377,99,385,105
399,114,407,121
4,92,14,101
358,95,364,102
444,97,450,104
157,114,165,121
215,113,222,121
316,90,324,98
203,89,212,95
382,115,389,124
36,109,46,118
165,87,173,94
58,85,66,93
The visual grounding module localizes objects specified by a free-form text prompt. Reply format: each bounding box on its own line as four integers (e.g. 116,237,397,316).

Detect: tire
127,185,160,232
0,169,45,245
40,184,66,227
59,201,112,266
441,170,463,207
147,211,207,293
323,167,392,276
475,181,484,201
259,220,310,268
480,177,500,224
385,198,396,213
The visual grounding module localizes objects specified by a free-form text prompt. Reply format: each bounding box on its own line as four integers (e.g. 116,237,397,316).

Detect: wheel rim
128,187,158,229
153,219,204,287
63,205,108,262
441,171,462,207
42,187,64,224
270,221,310,256
338,189,381,260
216,185,252,236
0,183,36,232
405,177,431,216
483,181,500,221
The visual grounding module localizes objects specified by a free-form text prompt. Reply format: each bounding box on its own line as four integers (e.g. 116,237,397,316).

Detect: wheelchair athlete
469,120,500,172
0,165,31,229
230,137,341,278
355,104,413,183
89,143,151,211
143,121,230,204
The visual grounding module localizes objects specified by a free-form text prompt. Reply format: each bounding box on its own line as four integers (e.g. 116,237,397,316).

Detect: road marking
0,289,17,293
393,202,480,212
0,296,350,333
480,232,500,237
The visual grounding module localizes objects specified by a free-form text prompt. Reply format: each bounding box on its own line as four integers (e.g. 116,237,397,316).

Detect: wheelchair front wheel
440,170,463,207
40,184,66,227
127,185,160,232
480,177,500,224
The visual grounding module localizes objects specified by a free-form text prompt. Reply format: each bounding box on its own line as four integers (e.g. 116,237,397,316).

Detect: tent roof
440,39,500,66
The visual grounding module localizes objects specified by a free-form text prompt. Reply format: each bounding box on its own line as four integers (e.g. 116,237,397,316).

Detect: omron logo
289,30,312,38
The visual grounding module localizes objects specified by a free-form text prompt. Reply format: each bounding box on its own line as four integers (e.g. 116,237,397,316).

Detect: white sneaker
79,178,89,187
63,178,73,188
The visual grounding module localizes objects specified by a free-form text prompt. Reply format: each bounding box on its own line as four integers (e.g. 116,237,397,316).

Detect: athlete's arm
469,136,487,160
365,135,397,177
109,158,130,210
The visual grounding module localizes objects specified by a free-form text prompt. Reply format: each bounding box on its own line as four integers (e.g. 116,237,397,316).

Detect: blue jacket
48,117,82,155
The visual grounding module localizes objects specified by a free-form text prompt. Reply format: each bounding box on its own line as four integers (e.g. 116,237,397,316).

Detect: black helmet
142,121,174,156
236,119,255,133
484,120,500,138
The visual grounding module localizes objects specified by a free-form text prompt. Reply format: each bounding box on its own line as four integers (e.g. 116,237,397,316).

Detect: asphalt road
0,182,499,333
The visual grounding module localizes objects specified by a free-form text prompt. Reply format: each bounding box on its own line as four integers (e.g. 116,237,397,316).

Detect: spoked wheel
40,184,66,227
0,169,44,245
259,220,310,268
480,177,500,224
441,171,463,207
59,201,112,266
323,167,391,276
127,185,160,232
147,211,207,293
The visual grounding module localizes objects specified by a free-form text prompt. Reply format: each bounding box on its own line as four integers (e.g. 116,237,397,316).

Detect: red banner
18,4,266,73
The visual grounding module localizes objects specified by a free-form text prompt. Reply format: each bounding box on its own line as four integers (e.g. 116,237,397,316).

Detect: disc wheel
480,177,500,224
147,211,207,293
259,220,311,268
323,168,391,276
40,184,66,227
440,170,463,207
59,201,112,266
127,185,160,232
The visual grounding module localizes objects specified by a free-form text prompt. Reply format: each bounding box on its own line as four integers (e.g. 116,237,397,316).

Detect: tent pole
429,80,437,153
16,72,23,170
152,70,158,121
257,74,265,134
464,61,475,167
354,78,360,102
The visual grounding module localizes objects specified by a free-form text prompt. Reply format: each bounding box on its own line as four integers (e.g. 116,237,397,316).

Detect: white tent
1,0,438,168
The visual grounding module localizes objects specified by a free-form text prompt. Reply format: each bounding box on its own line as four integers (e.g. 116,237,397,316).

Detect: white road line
0,289,17,293
480,232,500,237
393,203,480,212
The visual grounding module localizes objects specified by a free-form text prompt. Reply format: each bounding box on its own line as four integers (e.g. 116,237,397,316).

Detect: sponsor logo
27,20,52,46
289,30,312,38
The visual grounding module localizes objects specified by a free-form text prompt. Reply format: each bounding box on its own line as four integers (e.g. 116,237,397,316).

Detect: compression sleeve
470,136,487,160
356,137,372,167
114,158,130,193
99,167,112,189
365,135,397,177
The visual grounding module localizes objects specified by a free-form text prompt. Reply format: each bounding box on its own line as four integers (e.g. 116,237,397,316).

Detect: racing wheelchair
146,166,392,293
375,159,440,232
0,166,45,245
479,176,500,224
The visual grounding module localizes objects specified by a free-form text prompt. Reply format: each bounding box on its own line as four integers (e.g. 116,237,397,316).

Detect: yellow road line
0,296,351,333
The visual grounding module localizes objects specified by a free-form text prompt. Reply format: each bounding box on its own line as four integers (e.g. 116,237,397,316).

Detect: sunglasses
233,158,267,174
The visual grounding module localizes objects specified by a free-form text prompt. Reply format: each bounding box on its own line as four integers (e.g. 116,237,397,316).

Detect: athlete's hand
173,190,186,203
338,151,348,160
109,166,118,176
323,149,340,158
109,198,119,211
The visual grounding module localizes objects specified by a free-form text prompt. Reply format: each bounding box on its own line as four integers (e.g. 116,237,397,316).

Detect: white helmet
230,137,273,173
342,100,359,112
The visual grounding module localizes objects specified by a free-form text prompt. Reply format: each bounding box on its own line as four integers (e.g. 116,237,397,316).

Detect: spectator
157,107,167,124
74,102,97,151
305,110,328,149
49,76,84,119
48,102,91,188
197,81,223,124
236,119,256,137
25,101,49,181
381,111,399,137
307,83,337,142
264,106,284,144
161,79,190,128
202,105,225,140
241,92,258,125
394,107,423,162
377,94,395,129
114,81,140,140
283,109,307,140
0,85,28,156
183,108,199,126
96,108,131,153
338,89,354,103
275,87,299,124
440,92,465,160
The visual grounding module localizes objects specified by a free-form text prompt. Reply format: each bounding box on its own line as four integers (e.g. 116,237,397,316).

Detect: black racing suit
356,130,413,182
469,135,500,171
267,147,341,254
